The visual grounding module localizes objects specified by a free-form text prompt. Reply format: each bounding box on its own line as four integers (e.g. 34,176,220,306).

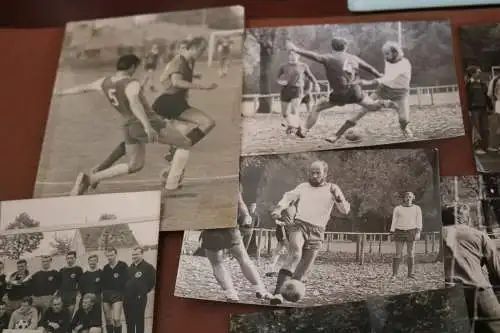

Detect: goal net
207,29,244,67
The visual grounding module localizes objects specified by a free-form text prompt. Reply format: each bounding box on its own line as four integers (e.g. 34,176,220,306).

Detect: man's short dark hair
116,54,141,71
442,206,456,226
88,254,98,261
466,65,481,77
16,259,27,265
133,246,144,254
331,37,348,52
66,251,76,258
185,36,207,50
105,247,117,254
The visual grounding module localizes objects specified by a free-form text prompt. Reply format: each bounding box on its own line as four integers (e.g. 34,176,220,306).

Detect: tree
0,213,44,260
246,28,278,113
50,235,73,255
97,213,117,250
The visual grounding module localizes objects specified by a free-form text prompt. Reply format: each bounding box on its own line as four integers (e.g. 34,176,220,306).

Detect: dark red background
1,1,498,332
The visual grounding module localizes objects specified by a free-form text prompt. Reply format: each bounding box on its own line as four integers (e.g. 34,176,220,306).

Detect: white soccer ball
241,98,259,117
15,319,30,329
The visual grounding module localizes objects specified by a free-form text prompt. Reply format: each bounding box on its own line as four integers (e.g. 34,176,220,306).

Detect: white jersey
390,204,422,232
277,182,350,228
379,57,412,90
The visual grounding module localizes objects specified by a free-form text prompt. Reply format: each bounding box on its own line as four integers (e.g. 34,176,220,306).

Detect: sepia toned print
175,149,444,307
33,7,244,231
0,191,161,333
241,20,464,156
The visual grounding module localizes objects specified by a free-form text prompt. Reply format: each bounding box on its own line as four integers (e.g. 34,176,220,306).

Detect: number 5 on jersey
107,88,120,107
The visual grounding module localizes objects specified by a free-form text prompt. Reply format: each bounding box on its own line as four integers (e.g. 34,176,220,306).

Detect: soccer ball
280,279,306,302
345,128,363,142
15,319,30,329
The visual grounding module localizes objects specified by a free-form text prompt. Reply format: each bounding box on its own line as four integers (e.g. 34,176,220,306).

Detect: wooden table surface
0,0,496,332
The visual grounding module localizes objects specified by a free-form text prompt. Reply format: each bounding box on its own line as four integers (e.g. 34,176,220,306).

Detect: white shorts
375,84,409,102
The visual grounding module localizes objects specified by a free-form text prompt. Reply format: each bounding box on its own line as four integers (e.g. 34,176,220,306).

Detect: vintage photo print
0,191,161,333
230,286,470,333
174,148,444,307
241,20,465,156
441,175,500,332
34,7,244,231
459,24,500,173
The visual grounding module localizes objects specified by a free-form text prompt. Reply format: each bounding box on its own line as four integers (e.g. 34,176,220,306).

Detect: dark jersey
318,52,361,91
30,269,60,296
6,270,30,300
0,312,9,332
71,306,101,331
101,77,153,125
59,266,83,293
125,260,156,297
79,270,102,296
466,78,489,109
161,54,194,99
41,308,71,333
278,62,311,88
0,274,6,300
102,261,128,292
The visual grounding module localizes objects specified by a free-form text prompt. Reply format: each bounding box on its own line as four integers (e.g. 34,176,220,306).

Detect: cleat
402,128,413,138
296,127,307,139
325,135,340,144
70,172,91,196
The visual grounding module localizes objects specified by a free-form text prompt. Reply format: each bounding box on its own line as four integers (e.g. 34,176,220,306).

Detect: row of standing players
0,246,156,333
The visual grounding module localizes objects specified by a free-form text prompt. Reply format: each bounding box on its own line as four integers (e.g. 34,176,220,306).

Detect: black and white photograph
0,191,161,333
229,286,471,333
459,24,500,173
175,148,444,307
241,20,465,155
33,7,244,231
441,175,500,332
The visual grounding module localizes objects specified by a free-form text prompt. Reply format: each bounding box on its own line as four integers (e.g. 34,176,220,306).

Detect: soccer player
8,296,38,329
29,255,60,313
41,296,71,333
217,37,232,77
200,186,270,302
59,251,83,316
269,160,350,305
330,41,414,144
285,39,397,141
442,205,500,333
6,260,31,311
277,50,320,135
389,191,422,279
55,54,193,196
70,293,102,333
142,44,161,92
101,248,128,333
124,247,156,333
79,255,102,306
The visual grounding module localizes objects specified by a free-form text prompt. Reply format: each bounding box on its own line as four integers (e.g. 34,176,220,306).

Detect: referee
124,247,156,333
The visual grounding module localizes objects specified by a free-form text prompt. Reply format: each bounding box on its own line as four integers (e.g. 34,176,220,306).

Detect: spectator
41,296,70,333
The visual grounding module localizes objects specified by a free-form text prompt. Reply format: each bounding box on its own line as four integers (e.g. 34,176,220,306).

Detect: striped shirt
390,205,422,232
379,57,411,90
276,182,350,228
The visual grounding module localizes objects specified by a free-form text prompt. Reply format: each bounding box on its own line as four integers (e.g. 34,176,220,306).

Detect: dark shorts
329,85,365,106
375,84,408,101
201,228,242,251
61,291,78,307
123,115,166,145
393,229,419,242
289,219,325,250
280,86,301,102
152,93,190,120
275,225,290,243
102,290,123,304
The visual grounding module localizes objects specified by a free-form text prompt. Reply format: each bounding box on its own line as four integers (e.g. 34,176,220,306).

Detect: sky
0,192,161,252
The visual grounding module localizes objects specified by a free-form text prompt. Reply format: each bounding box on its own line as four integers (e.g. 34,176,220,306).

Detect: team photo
229,286,470,333
241,20,465,155
459,23,500,173
175,149,444,307
441,176,500,333
0,192,160,333
33,7,244,231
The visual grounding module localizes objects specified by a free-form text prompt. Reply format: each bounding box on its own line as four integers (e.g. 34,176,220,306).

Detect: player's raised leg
296,98,333,138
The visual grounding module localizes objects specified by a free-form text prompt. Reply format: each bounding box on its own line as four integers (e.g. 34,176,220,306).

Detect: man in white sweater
269,160,350,304
390,191,422,279
331,41,413,142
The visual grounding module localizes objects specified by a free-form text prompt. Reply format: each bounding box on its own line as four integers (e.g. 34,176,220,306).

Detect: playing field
241,92,465,155
34,60,241,231
174,250,444,307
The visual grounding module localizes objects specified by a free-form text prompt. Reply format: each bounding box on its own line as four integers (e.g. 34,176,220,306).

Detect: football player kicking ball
333,41,413,142
55,54,195,196
277,50,320,135
200,187,271,302
285,39,398,142
269,160,350,305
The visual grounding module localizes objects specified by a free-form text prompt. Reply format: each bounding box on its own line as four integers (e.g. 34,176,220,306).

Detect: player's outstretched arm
330,184,350,214
355,56,382,78
124,82,156,141
274,184,302,215
55,78,105,96
287,41,326,64
171,73,217,91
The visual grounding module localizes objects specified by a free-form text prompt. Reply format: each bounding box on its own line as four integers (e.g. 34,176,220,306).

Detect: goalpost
207,29,244,67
